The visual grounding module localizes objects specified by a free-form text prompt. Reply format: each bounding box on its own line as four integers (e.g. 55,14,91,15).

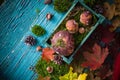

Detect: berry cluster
53,55,63,65
25,36,36,46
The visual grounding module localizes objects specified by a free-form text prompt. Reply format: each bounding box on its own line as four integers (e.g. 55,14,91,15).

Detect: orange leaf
42,47,55,62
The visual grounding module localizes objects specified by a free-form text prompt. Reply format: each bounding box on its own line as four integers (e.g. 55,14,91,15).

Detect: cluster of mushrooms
66,10,92,34
51,10,93,56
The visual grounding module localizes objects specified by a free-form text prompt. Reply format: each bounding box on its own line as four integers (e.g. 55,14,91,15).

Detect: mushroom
79,27,85,34
44,0,52,4
51,30,75,56
36,46,42,51
80,11,92,25
46,66,53,73
46,13,53,20
66,19,78,33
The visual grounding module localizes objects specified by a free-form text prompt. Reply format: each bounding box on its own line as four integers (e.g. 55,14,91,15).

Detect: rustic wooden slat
0,0,45,62
0,0,68,80
0,0,44,79
1,4,54,73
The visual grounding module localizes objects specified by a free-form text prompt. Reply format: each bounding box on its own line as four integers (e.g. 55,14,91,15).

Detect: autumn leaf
81,43,109,70
37,75,50,80
96,65,112,79
88,72,101,80
42,47,55,62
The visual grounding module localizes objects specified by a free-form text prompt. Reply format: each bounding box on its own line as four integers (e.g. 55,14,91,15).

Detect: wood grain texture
0,0,67,80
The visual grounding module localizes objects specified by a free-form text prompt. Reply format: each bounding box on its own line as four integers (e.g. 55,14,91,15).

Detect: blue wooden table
0,0,68,80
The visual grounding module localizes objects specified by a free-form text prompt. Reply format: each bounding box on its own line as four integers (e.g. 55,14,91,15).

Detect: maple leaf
81,43,109,70
42,47,55,62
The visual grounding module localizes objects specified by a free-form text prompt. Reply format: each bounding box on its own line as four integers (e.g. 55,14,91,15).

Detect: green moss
56,39,65,47
84,0,96,7
53,0,73,13
31,25,45,36
35,59,69,80
73,32,88,47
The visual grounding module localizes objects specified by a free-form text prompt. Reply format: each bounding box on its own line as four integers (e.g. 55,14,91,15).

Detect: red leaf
42,47,55,62
81,43,109,70
113,53,120,80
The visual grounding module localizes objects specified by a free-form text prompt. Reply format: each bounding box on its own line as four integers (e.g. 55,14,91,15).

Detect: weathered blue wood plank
0,0,46,79
0,0,45,62
0,0,69,80
4,8,66,80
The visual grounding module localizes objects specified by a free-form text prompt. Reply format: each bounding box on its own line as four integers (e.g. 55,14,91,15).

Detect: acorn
46,13,53,20
44,0,52,4
46,66,53,73
36,46,42,51
79,27,85,34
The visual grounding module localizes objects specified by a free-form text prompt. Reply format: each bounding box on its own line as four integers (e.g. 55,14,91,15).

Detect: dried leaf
81,43,109,70
88,72,101,80
37,75,50,80
42,47,55,62
96,65,112,79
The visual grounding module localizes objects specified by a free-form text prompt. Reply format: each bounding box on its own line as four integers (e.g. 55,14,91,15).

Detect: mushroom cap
66,19,78,33
80,11,92,25
79,27,85,34
51,30,75,56
46,66,53,73
36,46,42,51
44,0,52,4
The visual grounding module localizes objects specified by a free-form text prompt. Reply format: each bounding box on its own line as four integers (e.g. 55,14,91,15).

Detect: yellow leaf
78,73,88,80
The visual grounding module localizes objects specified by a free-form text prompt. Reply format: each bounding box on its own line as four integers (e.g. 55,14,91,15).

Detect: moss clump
35,59,69,80
84,0,96,7
31,25,45,36
53,0,73,13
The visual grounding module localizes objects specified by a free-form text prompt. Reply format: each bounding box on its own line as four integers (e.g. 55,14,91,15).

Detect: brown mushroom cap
80,11,92,25
79,27,85,34
36,46,42,51
51,30,75,56
66,19,78,33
